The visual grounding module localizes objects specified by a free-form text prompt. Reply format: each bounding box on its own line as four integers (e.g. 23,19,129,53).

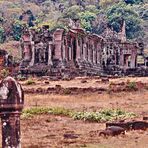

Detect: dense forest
0,0,147,51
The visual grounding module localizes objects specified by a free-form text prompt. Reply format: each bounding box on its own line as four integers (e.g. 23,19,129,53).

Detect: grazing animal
99,126,125,136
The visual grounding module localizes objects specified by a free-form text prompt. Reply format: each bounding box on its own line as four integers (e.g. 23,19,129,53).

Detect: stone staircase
77,60,103,76
20,58,104,78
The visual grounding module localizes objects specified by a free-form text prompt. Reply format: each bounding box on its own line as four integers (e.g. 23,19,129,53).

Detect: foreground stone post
0,77,24,148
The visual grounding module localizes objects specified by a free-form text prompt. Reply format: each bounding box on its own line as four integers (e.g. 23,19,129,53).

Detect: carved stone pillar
93,48,96,64
83,43,86,61
0,77,24,148
48,41,53,65
69,47,72,60
76,38,81,60
71,37,73,61
23,44,31,61
87,42,91,63
120,47,124,67
53,29,64,61
62,44,66,60
29,41,35,66
131,49,137,68
95,49,97,64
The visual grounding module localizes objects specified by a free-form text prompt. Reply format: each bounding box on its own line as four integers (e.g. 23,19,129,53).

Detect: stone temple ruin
0,49,13,71
20,20,148,77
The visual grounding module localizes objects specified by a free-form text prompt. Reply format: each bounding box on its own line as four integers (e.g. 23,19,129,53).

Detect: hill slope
0,0,147,58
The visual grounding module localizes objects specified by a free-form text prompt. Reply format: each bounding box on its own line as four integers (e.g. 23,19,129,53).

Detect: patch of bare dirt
0,77,148,147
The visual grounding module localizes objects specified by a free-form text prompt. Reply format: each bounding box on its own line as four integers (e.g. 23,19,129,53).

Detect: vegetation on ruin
22,107,136,122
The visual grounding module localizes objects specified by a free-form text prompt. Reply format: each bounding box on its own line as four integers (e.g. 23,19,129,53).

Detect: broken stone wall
20,26,146,77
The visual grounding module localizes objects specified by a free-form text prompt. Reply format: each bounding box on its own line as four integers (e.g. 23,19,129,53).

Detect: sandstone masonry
20,21,148,77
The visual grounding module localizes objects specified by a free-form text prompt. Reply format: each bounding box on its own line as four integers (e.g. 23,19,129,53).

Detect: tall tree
106,2,144,39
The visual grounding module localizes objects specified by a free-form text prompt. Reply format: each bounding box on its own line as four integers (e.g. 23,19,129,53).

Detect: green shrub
25,78,36,85
0,69,9,78
62,88,71,95
48,107,72,116
72,109,135,122
12,20,24,41
127,81,137,91
23,107,50,115
22,107,136,122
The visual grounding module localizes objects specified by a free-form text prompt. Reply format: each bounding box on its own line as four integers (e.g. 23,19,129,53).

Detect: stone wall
19,26,147,77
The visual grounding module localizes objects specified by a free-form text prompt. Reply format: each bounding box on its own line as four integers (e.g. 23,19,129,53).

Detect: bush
126,81,137,91
12,21,23,41
22,107,136,122
62,88,71,95
72,109,135,122
25,78,36,85
0,69,9,78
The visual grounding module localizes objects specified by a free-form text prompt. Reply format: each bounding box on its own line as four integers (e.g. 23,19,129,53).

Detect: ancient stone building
20,22,147,77
0,49,14,76
0,49,13,67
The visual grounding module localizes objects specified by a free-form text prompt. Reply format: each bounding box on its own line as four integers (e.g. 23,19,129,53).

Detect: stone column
53,29,64,61
88,42,91,63
29,41,35,66
90,44,93,63
83,43,86,61
131,49,137,68
120,47,124,67
0,77,24,148
48,41,53,65
64,37,68,61
95,49,97,64
62,45,66,60
1,113,21,148
71,37,73,61
80,40,83,60
69,47,72,60
65,46,68,61
97,42,101,65
76,37,81,60
93,48,96,64
126,56,129,68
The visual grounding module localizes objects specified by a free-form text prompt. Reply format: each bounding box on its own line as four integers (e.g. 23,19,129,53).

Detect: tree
63,5,81,19
78,11,97,31
0,27,5,43
12,21,23,41
99,0,119,7
124,0,143,5
106,2,144,39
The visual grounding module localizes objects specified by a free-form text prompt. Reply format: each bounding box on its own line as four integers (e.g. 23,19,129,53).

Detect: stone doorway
124,55,131,68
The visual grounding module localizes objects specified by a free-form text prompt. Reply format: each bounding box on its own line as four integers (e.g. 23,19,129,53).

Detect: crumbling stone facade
20,22,147,77
0,49,13,72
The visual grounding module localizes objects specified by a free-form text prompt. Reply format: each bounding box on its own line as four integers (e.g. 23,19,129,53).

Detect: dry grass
21,77,148,89
24,89,148,116
21,86,148,147
1,77,147,147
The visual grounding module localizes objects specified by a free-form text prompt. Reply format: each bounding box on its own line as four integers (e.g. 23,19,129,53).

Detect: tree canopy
0,0,147,42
